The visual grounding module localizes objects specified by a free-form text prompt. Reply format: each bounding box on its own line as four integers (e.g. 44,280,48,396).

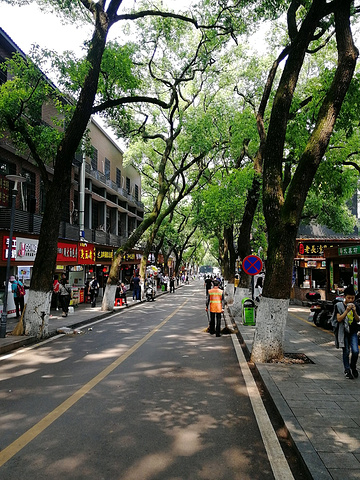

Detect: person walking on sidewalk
9,276,25,318
204,275,213,296
132,273,141,301
206,280,224,337
89,276,99,307
170,275,175,293
335,285,360,379
59,278,71,317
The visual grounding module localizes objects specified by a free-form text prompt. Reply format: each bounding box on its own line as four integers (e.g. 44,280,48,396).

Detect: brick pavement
237,305,360,480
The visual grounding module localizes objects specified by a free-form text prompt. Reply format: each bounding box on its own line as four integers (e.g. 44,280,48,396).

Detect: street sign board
242,255,263,276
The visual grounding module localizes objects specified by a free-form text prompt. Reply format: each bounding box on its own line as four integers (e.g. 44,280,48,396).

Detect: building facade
0,27,144,313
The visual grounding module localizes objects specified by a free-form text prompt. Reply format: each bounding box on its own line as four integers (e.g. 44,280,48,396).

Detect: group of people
52,274,100,316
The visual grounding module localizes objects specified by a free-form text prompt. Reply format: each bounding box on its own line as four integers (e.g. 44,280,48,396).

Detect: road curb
0,286,175,356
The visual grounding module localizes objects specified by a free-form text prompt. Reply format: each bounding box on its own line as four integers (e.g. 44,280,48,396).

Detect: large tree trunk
251,0,358,362
25,14,110,337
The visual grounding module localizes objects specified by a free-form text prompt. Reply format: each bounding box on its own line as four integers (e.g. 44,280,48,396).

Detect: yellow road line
288,311,334,335
0,300,188,467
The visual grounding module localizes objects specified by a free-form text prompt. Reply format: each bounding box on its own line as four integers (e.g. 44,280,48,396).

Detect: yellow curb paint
0,300,188,467
289,311,334,335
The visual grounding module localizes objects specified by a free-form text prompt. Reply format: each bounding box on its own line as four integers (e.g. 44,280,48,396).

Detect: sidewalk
236,305,360,480
0,287,171,356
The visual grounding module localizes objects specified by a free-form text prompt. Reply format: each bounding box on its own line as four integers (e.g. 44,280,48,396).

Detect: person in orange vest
205,280,224,337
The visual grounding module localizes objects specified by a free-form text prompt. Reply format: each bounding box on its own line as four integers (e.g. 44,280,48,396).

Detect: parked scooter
307,292,344,330
145,281,156,301
306,292,323,326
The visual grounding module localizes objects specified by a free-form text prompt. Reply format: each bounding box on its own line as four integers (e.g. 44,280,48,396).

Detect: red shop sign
2,236,16,261
57,242,78,263
78,243,96,264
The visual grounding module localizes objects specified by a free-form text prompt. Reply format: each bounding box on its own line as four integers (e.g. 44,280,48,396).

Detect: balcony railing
0,208,130,248
84,164,144,210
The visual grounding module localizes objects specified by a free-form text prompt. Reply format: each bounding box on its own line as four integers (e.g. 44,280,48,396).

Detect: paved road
0,283,296,480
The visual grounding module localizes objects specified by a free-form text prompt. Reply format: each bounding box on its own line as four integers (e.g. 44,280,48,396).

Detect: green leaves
0,52,65,162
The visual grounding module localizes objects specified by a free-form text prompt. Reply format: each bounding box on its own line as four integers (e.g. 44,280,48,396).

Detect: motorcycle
307,292,344,330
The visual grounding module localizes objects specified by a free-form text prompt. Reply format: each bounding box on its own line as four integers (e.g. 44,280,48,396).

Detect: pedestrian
9,276,25,318
170,275,175,293
334,285,360,379
58,277,71,317
132,272,141,300
234,274,239,293
89,276,99,307
204,275,213,296
53,275,60,310
116,281,128,306
254,276,263,302
163,274,169,291
206,280,224,337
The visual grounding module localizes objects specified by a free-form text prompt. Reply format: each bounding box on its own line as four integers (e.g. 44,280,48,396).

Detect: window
126,177,130,194
0,161,16,207
0,56,7,85
135,184,139,201
105,158,110,180
116,168,121,187
0,175,10,207
91,148,98,170
22,170,36,213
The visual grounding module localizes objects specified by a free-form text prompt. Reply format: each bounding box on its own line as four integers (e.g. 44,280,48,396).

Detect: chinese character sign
78,244,96,264
297,243,328,256
57,242,78,263
96,249,114,261
2,236,16,261
339,246,360,256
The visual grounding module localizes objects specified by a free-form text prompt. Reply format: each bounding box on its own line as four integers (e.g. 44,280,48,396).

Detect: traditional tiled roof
297,222,360,241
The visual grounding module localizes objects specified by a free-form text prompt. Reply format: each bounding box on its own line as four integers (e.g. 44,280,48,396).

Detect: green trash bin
241,297,256,325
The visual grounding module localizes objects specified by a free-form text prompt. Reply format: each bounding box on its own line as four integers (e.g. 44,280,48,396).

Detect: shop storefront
120,251,142,285
0,234,38,317
293,239,360,302
324,245,360,299
0,234,144,306
1,234,38,286
293,241,328,301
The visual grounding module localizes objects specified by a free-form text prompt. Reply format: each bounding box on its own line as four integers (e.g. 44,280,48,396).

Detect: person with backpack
9,275,25,318
333,285,360,379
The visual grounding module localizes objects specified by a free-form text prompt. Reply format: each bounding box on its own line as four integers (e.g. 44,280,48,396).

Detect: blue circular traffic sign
242,255,263,276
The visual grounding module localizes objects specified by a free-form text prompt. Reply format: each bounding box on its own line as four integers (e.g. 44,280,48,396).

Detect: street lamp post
0,175,26,338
